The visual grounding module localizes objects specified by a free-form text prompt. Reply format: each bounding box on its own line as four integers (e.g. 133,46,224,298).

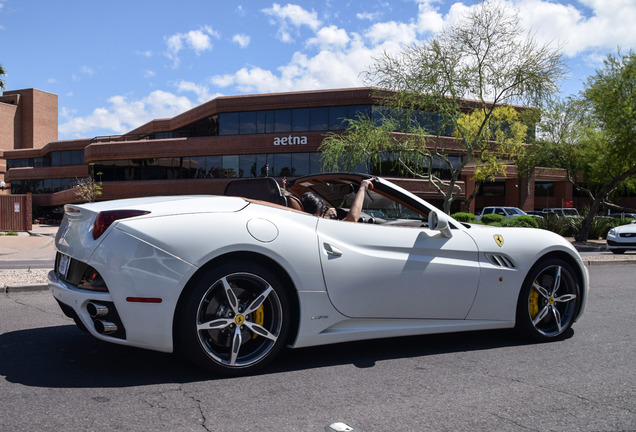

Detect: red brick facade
1,87,583,216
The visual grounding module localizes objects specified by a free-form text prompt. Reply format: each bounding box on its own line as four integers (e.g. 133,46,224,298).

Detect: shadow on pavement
0,324,573,388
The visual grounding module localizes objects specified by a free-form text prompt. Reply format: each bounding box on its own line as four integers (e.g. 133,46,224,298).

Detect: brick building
1,87,579,221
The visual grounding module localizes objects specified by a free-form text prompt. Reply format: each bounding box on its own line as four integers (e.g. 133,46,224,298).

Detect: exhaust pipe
94,320,118,335
87,302,108,318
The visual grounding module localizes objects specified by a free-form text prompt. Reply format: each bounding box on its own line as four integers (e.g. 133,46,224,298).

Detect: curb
583,258,636,266
2,284,49,294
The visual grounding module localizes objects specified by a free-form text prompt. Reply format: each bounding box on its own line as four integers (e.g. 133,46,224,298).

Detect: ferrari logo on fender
494,235,504,247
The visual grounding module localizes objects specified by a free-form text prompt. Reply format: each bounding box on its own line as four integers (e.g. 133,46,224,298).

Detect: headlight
608,228,616,237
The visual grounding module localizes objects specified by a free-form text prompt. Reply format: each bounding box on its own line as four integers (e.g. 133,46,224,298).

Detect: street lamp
0,181,5,191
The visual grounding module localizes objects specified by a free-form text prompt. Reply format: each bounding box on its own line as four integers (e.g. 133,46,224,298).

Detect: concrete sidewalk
0,224,58,261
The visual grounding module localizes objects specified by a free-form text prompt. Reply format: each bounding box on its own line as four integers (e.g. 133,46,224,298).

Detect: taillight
93,210,150,240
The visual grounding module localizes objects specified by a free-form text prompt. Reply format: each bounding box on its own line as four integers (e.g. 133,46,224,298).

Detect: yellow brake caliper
253,304,264,339
529,285,539,319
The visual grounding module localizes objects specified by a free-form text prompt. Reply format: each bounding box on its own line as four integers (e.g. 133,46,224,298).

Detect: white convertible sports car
49,173,589,375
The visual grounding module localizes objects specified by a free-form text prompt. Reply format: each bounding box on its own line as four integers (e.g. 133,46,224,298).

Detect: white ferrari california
49,173,589,375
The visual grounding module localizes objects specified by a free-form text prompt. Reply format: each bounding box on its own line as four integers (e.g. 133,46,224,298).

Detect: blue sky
1,0,634,140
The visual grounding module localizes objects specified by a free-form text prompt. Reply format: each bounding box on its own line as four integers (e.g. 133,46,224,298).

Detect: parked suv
542,208,581,218
477,206,529,220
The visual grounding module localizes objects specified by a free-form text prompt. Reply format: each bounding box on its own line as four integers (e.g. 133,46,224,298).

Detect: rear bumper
48,270,173,353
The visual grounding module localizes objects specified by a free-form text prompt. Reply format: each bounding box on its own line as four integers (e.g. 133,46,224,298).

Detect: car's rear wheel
516,258,580,341
177,262,290,376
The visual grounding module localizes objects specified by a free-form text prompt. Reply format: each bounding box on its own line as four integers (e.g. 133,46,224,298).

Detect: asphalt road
0,265,634,431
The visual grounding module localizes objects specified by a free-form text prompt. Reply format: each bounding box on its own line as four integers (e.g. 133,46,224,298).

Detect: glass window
71,150,84,165
349,105,371,121
310,153,322,174
257,110,275,134
207,156,223,177
274,110,291,133
256,154,271,177
223,155,239,178
239,111,257,134
310,107,329,131
329,106,348,130
219,112,239,135
535,182,554,197
291,152,310,176
239,154,257,177
188,156,206,178
273,153,292,177
292,108,310,132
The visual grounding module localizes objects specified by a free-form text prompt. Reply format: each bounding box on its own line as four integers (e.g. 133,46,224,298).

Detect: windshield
344,190,423,220
291,177,427,222
505,208,524,215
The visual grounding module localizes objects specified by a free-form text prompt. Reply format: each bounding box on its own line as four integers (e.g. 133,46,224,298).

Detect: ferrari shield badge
494,234,504,247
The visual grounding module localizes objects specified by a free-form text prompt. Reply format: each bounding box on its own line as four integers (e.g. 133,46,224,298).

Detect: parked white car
606,220,636,254
48,173,589,375
478,206,529,220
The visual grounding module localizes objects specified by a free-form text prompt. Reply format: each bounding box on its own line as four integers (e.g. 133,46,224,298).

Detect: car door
317,219,480,319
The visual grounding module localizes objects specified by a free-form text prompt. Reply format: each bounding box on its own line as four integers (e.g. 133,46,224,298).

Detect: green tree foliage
320,1,565,213
0,64,6,90
74,164,103,203
458,106,528,209
521,51,635,241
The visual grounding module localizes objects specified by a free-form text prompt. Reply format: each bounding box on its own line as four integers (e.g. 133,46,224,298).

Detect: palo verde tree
320,0,565,213
458,105,529,210
522,51,636,241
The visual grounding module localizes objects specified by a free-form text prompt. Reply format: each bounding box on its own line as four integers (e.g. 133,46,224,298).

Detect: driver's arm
343,178,375,222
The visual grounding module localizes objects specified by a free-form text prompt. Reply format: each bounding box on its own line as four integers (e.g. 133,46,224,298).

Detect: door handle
323,243,343,257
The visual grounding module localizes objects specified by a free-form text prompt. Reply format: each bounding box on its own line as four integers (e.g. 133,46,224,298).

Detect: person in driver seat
300,178,375,222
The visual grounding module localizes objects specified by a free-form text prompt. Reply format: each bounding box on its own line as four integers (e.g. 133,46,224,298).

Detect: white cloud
165,26,220,67
307,25,349,49
177,80,221,104
262,3,321,42
357,11,382,21
80,65,95,76
232,33,251,48
514,0,636,57
59,91,194,138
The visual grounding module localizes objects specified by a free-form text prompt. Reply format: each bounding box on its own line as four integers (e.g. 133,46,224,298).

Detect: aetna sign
273,136,307,146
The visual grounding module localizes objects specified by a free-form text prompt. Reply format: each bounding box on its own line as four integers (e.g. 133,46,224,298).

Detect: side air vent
485,253,516,269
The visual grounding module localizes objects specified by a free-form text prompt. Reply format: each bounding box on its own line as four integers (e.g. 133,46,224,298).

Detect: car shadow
0,325,572,388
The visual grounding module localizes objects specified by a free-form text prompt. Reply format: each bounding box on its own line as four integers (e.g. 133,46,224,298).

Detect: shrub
481,213,505,225
502,215,539,228
536,214,580,237
451,212,477,223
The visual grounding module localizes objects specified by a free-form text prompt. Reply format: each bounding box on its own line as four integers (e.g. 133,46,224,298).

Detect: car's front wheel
176,262,290,376
516,258,580,341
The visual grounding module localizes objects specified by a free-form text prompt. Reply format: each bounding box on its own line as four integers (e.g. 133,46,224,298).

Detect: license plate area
58,253,71,278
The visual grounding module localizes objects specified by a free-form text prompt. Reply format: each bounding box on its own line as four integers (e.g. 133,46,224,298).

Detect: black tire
610,249,626,255
516,258,580,341
176,261,291,376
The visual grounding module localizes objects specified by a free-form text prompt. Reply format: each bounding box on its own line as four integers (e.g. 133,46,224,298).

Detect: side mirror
429,211,452,238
